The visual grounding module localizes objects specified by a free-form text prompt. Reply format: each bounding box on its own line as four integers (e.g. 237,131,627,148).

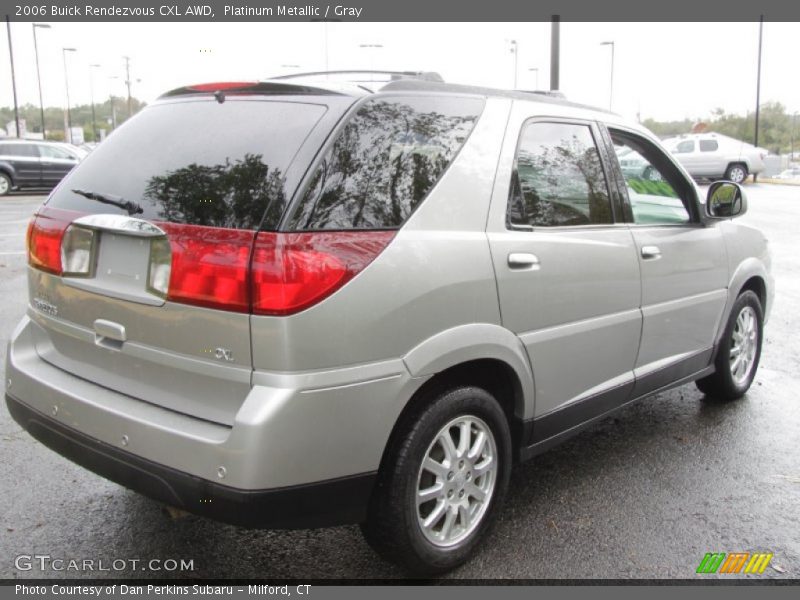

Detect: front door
606,127,728,397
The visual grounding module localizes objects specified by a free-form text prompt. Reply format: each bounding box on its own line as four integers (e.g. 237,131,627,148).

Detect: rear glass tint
46,99,327,230
288,95,484,231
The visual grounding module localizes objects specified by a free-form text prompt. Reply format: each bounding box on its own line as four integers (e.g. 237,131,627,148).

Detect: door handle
508,253,540,270
641,245,662,260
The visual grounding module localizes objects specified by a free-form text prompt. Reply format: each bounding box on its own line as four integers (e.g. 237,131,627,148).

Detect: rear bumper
6,392,374,529
5,314,423,528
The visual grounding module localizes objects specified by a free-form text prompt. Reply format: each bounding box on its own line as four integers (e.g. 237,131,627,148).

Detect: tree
643,102,797,155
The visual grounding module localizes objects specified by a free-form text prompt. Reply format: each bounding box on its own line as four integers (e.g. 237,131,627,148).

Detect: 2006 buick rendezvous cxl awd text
5,73,773,574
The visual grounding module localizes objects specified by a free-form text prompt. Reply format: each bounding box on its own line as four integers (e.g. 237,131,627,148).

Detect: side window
674,140,695,154
39,145,74,160
699,139,719,152
4,144,38,158
507,121,612,228
289,96,484,230
611,131,691,225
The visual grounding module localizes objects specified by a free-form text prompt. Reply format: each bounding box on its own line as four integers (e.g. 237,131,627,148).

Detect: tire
361,385,512,575
0,172,11,197
643,166,662,182
724,163,748,184
696,290,763,400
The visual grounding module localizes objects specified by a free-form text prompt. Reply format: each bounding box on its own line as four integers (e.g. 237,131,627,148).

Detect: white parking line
0,251,25,255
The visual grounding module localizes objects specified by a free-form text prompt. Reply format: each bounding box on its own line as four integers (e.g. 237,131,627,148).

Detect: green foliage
0,97,147,141
643,102,799,155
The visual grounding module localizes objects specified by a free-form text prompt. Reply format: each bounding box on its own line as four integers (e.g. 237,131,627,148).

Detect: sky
1,21,799,124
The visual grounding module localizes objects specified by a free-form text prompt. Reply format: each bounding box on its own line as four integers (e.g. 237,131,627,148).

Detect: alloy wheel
730,305,758,386
415,415,498,547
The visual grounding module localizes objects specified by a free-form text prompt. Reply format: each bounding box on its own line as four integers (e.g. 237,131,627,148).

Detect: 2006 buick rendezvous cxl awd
5,73,773,574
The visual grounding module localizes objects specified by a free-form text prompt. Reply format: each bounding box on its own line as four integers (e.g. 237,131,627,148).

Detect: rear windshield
288,95,485,230
46,99,328,230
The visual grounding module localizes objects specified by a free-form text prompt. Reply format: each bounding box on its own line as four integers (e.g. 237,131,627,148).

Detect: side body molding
402,323,535,420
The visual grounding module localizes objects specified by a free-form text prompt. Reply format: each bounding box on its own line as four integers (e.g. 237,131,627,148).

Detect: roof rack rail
269,70,444,83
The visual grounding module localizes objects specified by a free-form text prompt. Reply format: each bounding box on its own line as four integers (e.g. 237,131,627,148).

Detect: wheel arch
715,259,770,349
0,162,16,184
378,324,536,472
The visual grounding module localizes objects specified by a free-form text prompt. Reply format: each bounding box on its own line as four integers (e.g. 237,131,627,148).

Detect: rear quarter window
288,95,485,231
699,139,719,152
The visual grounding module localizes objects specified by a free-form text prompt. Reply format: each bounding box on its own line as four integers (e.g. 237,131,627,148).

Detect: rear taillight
159,223,254,313
251,231,395,315
27,208,84,275
29,210,394,316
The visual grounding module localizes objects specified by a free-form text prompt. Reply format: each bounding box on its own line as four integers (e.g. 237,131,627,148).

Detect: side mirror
706,181,747,219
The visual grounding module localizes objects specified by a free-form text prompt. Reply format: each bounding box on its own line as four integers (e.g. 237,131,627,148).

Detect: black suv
0,140,84,196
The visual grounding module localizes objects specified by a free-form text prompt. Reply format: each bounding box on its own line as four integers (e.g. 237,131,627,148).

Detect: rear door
1,142,42,185
27,96,345,425
672,139,700,175
487,108,642,434
38,144,80,186
604,126,728,397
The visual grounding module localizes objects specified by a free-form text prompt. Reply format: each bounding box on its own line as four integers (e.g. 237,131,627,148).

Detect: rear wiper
71,189,143,215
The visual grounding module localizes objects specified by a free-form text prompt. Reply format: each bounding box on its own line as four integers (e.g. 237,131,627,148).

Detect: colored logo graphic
696,552,773,574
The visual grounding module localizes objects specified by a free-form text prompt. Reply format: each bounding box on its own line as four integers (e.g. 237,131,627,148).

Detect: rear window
0,143,38,157
46,99,328,230
288,95,484,231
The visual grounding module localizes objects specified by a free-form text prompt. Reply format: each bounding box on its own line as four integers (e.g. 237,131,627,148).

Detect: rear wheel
361,385,511,574
724,163,748,184
696,290,763,400
0,172,11,196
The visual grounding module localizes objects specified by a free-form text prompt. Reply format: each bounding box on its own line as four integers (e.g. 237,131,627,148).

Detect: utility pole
509,40,518,89
123,55,132,119
6,16,21,138
753,16,764,183
32,23,51,138
550,15,560,91
89,64,101,142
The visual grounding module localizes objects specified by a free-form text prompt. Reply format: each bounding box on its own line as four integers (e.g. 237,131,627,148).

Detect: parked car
775,167,800,180
5,77,773,574
0,139,84,196
662,132,766,184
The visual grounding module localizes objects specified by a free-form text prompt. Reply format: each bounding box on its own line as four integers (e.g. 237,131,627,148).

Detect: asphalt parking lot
1,184,799,580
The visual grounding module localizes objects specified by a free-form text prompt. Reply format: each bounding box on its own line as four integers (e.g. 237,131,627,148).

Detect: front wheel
696,290,763,400
361,386,511,574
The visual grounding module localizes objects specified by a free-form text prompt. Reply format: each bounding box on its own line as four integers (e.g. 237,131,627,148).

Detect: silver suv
5,77,773,574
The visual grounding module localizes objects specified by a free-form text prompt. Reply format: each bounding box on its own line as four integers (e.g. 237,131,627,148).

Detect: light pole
6,17,20,138
62,47,77,143
108,75,119,130
600,41,615,110
89,64,101,142
509,40,518,89
791,112,798,162
528,67,539,90
358,43,383,80
32,23,51,138
123,56,133,119
754,16,764,183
